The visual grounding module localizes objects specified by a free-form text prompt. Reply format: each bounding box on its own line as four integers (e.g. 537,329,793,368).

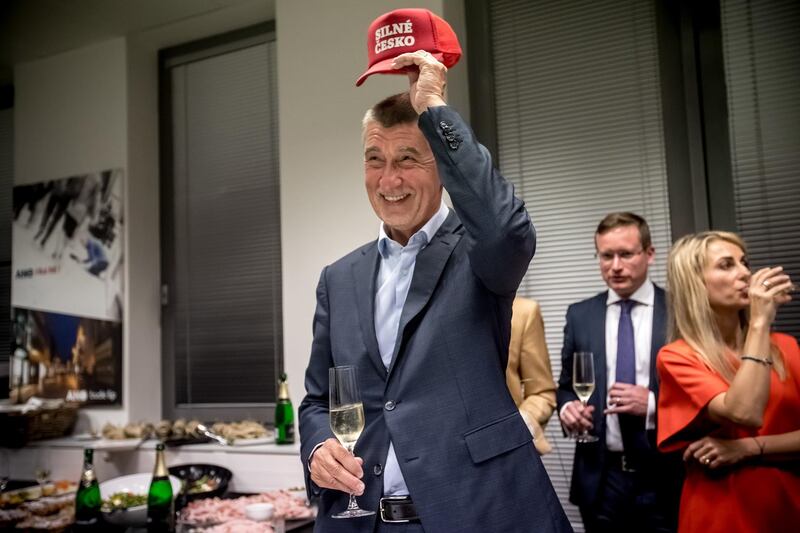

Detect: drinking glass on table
34,453,51,494
573,351,599,443
329,365,374,519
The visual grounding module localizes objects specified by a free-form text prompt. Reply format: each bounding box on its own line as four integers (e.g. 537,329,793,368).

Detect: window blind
489,0,672,529
168,38,282,411
721,0,800,339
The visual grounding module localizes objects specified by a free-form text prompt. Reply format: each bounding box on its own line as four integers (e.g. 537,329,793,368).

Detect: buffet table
1,438,305,494
1,438,312,532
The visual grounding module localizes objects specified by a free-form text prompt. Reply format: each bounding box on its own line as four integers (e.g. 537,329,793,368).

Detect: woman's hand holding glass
749,267,794,325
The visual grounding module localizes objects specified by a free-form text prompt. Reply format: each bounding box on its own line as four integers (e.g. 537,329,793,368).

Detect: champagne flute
573,351,599,443
329,365,374,519
35,466,51,494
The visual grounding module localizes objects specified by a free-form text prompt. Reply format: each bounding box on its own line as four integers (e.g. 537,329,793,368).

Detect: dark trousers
374,520,425,533
580,466,675,533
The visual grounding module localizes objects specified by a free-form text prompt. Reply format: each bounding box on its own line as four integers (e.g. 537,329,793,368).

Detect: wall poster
10,169,124,405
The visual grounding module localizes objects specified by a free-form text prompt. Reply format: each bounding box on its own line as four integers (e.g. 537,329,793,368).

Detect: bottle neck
278,380,290,400
153,449,168,477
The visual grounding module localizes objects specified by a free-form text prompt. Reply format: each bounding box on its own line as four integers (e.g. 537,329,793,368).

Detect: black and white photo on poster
10,169,124,405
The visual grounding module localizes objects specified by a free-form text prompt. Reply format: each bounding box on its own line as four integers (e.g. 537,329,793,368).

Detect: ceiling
0,0,273,83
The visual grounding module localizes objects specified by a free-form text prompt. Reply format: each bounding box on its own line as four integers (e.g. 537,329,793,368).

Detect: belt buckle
380,496,412,523
621,454,637,473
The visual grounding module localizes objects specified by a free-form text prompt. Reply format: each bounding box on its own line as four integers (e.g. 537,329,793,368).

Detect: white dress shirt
604,280,657,451
374,201,449,496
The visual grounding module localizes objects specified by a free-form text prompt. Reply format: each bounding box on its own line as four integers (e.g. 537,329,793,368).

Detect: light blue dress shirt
374,200,449,496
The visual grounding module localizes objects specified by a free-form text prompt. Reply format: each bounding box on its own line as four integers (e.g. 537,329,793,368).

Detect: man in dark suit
299,51,571,532
557,212,681,533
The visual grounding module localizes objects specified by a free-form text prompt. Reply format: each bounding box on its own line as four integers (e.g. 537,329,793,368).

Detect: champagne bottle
146,443,174,532
74,448,101,530
275,373,295,444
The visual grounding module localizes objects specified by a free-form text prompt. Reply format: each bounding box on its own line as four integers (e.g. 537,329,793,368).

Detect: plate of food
99,472,182,527
178,489,316,526
0,480,77,506
168,464,232,502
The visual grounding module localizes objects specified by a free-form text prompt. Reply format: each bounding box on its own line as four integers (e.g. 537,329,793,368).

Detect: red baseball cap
356,8,462,87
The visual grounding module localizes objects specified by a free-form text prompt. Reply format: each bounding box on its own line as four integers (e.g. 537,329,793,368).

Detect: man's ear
646,246,655,265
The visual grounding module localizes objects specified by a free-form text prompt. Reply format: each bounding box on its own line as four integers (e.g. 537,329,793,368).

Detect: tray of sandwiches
0,480,78,531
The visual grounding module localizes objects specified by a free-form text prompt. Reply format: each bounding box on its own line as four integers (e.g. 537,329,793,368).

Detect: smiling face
364,121,443,245
703,239,751,312
595,225,654,298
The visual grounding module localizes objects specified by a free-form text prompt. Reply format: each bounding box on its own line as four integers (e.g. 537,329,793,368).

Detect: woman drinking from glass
657,231,800,532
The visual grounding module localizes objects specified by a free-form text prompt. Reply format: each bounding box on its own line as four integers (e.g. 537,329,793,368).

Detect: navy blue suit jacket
299,106,572,533
556,286,667,508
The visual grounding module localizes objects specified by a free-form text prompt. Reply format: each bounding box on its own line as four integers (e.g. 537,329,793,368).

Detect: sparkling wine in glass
329,365,374,519
573,351,599,443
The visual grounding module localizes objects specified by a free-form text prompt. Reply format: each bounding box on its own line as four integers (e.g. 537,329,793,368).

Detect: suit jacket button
373,464,383,476
384,400,396,411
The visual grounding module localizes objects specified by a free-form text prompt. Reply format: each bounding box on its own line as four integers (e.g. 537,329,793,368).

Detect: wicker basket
0,404,79,448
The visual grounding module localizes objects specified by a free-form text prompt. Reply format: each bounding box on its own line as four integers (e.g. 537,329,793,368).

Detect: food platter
168,464,232,502
0,481,78,531
99,472,182,527
179,490,316,530
0,480,77,506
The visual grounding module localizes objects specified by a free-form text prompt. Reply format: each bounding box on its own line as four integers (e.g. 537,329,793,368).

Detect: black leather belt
607,451,638,473
379,496,420,523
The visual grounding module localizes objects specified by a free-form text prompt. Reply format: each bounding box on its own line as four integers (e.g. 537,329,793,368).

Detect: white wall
14,40,127,185
12,0,275,429
14,38,129,427
13,0,471,424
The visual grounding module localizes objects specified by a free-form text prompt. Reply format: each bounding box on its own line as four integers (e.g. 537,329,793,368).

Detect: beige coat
506,297,557,454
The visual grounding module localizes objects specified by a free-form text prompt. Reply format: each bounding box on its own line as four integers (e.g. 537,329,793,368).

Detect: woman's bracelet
740,354,773,366
752,436,765,457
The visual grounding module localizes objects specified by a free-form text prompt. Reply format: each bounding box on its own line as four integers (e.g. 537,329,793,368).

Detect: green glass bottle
275,373,295,444
146,443,174,532
74,448,101,530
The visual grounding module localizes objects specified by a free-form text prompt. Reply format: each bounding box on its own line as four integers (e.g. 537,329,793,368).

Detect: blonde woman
657,231,800,532
506,297,557,455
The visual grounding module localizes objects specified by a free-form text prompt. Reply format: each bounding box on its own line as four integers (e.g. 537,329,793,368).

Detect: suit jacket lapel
387,212,461,377
649,285,667,396
592,293,608,417
352,244,385,378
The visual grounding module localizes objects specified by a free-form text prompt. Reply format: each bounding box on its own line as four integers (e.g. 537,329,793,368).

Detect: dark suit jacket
299,106,572,533
557,285,676,509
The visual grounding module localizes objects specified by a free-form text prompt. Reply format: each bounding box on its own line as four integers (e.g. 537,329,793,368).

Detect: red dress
657,333,800,532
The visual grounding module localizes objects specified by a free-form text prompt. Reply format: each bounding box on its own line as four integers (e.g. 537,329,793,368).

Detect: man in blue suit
557,213,681,533
299,51,571,532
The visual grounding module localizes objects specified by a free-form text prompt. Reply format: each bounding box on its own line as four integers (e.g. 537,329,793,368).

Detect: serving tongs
195,423,230,446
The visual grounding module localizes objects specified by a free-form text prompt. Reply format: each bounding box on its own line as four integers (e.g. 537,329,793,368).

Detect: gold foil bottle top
278,373,290,400
152,442,169,477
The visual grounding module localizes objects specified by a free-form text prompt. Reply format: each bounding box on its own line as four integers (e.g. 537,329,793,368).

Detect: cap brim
355,52,446,87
